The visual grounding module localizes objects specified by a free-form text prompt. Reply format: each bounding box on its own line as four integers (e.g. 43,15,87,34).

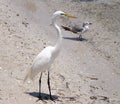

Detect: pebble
0,67,2,70
29,97,32,101
27,81,31,84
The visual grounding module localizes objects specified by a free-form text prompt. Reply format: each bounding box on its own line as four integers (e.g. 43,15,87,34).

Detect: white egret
62,21,92,40
24,11,76,100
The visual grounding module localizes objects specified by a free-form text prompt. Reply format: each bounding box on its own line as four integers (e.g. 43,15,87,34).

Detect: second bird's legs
79,34,82,40
39,73,42,99
48,71,53,100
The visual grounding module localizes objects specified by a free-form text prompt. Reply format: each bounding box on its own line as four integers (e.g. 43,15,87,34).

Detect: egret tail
24,68,33,82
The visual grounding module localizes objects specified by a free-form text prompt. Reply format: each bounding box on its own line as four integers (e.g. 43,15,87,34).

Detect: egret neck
52,16,62,53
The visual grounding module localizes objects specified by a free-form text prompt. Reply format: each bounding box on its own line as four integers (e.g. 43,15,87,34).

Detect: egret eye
61,13,65,16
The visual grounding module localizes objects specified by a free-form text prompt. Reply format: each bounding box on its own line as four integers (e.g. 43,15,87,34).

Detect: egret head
53,11,77,18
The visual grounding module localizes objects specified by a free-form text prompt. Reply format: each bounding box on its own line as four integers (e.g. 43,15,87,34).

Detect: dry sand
0,0,120,104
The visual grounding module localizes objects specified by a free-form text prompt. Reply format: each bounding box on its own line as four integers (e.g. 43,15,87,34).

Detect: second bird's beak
64,13,77,18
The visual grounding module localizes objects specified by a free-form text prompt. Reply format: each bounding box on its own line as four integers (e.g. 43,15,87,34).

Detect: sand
0,0,120,104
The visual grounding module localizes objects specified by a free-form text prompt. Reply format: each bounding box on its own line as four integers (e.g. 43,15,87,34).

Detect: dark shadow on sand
80,0,96,2
63,36,88,41
72,0,96,2
25,92,58,100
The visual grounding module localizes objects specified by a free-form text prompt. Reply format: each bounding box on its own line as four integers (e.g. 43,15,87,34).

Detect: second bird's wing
72,25,83,33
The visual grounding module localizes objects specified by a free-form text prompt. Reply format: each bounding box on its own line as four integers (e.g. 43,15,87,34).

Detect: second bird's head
83,22,92,27
53,11,77,19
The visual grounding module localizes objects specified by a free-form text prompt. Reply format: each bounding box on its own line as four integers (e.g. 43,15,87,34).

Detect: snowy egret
62,21,92,40
24,11,76,100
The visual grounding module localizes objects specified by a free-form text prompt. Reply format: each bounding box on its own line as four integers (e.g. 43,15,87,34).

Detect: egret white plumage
62,21,92,40
24,11,76,100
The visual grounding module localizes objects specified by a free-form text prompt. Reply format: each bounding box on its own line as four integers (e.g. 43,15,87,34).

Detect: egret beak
64,13,77,18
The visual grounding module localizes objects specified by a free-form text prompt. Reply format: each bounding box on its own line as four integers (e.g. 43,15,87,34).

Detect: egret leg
39,73,42,99
47,71,53,100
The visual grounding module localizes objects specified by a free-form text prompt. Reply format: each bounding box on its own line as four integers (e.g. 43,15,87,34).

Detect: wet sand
0,0,120,104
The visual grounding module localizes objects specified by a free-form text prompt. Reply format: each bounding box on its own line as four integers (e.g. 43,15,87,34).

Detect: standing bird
24,11,76,100
61,22,92,40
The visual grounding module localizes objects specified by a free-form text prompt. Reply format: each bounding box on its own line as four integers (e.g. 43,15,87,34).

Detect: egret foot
36,96,43,102
50,95,54,100
50,96,55,102
38,94,43,100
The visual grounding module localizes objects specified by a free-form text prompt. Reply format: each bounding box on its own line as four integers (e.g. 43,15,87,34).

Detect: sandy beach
0,0,120,104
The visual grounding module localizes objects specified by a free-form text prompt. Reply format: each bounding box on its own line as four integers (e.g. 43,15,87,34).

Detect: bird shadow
73,0,96,2
80,0,95,2
25,92,58,101
63,36,88,41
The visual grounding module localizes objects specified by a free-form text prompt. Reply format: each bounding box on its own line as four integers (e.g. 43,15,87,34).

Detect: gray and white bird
61,22,92,40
